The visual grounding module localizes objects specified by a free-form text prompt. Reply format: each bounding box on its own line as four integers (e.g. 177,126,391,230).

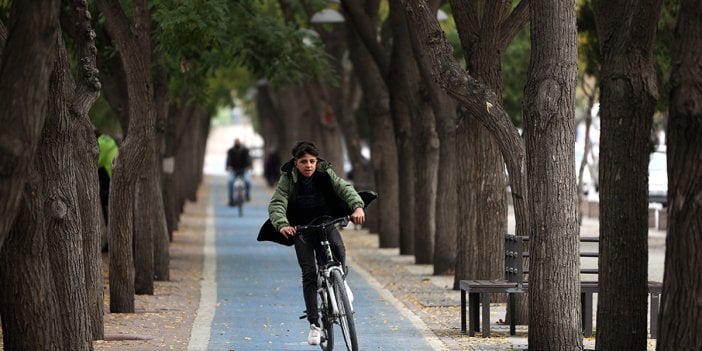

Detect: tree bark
389,0,417,256
0,190,63,350
657,0,702,348
42,37,93,350
397,1,440,264
524,1,581,349
447,0,512,306
432,107,458,274
67,0,105,338
0,0,60,249
592,0,663,349
95,0,158,312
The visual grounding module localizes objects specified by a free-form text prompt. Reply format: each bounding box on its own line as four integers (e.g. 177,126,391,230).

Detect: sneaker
307,324,322,345
344,280,354,304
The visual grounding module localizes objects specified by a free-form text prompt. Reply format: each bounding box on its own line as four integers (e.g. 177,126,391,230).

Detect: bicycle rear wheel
331,270,357,351
235,188,244,217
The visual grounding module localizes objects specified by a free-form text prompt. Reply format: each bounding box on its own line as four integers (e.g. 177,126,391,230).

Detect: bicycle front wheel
319,289,334,351
331,270,357,351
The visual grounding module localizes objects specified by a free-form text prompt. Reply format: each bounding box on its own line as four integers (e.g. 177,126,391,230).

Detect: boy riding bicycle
267,141,365,345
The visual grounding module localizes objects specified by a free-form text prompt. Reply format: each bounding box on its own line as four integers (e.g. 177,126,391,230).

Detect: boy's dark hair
291,141,320,159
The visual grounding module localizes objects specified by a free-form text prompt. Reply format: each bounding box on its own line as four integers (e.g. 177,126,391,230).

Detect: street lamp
310,8,345,23
437,9,449,21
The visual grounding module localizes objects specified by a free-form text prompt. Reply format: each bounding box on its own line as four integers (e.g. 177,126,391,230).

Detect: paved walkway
187,175,445,351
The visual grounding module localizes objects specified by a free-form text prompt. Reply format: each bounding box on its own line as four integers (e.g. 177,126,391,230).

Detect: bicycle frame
299,218,347,312
296,216,357,351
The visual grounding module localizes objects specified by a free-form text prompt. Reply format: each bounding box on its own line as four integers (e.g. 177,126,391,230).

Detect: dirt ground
93,184,210,350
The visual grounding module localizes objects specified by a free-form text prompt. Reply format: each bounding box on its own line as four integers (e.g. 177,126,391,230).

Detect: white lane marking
187,195,217,350
347,256,449,351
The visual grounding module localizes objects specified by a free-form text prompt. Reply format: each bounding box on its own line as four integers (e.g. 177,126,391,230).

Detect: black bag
257,190,378,246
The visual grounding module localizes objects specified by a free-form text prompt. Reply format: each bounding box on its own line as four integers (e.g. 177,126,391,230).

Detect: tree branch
499,0,529,49
341,0,391,79
71,0,101,117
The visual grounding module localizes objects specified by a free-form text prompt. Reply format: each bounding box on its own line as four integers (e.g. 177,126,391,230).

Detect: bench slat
522,251,599,258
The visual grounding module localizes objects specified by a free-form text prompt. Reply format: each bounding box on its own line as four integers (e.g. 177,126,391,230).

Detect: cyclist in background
226,138,252,205
268,141,365,345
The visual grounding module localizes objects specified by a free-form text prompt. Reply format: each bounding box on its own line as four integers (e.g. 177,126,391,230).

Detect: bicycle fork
321,268,343,315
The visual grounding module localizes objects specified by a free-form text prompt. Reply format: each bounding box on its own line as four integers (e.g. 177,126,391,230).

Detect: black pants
294,227,346,326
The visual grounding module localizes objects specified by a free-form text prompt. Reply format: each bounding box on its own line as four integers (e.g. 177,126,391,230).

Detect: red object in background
322,108,334,125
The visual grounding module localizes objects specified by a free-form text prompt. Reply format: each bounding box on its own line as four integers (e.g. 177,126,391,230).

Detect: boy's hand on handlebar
351,208,365,225
280,226,296,238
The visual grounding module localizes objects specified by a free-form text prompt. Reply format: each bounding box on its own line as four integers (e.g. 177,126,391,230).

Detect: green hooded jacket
268,158,364,232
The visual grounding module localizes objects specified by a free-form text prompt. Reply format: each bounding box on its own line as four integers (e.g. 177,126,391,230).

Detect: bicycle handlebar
294,216,350,233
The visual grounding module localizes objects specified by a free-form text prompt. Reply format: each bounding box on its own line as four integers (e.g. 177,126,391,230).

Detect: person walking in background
226,138,252,205
96,130,119,222
267,141,365,345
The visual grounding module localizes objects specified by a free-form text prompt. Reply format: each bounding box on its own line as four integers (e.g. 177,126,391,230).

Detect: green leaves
151,0,332,107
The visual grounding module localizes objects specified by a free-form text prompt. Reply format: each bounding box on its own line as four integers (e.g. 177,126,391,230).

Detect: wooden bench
459,234,662,338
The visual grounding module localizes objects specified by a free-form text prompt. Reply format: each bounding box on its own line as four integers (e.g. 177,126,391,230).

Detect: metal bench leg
461,289,467,333
650,292,660,339
481,293,491,337
582,292,593,337
469,292,479,336
508,293,516,335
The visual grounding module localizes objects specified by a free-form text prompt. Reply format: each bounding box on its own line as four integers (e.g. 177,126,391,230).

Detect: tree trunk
307,23,348,177
348,16,400,248
42,38,93,350
398,2,440,264
304,83,346,176
389,0,417,256
454,114,479,288
0,0,60,249
592,0,663,349
524,1,581,349
657,0,702,348
344,0,401,248
96,0,157,312
67,0,105,338
432,109,458,274
405,0,458,270
447,1,511,310
0,192,63,350
256,83,286,158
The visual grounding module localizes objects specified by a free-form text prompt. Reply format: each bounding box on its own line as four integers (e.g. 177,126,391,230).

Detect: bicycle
296,216,358,351
229,172,245,217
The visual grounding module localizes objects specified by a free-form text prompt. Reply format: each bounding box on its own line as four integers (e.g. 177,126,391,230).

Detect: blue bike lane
188,176,445,351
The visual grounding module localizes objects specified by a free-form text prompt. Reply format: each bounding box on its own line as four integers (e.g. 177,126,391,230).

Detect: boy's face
295,153,317,177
